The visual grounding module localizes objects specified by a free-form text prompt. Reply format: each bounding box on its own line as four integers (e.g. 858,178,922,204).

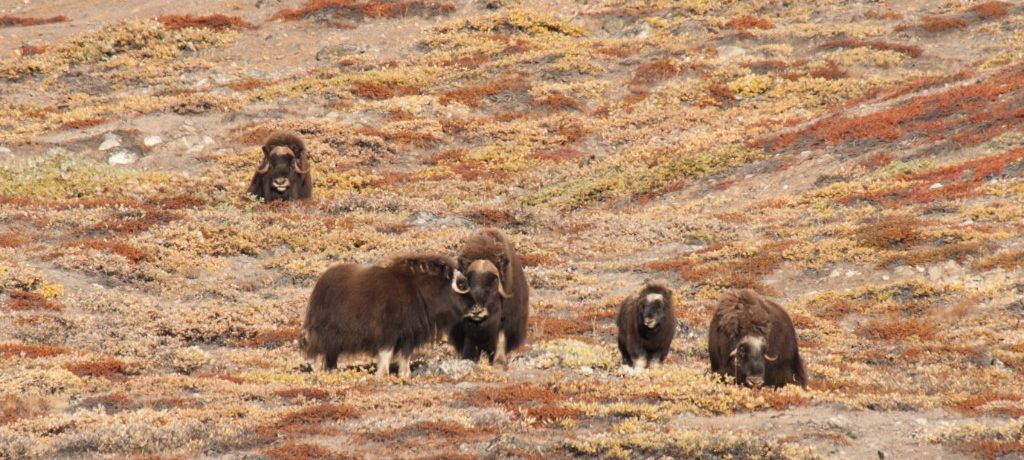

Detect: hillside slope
2,0,1023,458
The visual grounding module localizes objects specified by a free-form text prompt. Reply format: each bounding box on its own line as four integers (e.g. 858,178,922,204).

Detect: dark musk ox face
258,145,307,201
639,292,668,329
729,335,775,388
456,258,509,323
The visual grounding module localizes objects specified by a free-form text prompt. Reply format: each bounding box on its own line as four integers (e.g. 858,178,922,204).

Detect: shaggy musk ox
448,229,529,366
708,289,807,389
246,132,312,202
300,255,471,377
616,282,676,369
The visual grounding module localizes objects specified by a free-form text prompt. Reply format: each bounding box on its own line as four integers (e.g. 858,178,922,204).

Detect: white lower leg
634,356,648,370
494,331,508,367
397,353,411,378
376,349,393,377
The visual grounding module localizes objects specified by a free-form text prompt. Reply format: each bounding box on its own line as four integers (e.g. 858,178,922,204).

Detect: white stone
0,146,10,155
98,133,121,151
107,150,137,165
202,136,214,145
929,182,943,189
882,275,890,281
143,135,163,147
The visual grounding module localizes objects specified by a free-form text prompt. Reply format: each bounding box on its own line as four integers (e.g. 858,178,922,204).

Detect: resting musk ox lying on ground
247,132,312,202
300,255,471,377
616,281,676,369
448,229,529,366
708,289,807,388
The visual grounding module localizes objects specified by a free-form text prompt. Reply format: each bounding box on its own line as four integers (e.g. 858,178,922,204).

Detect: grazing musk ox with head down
616,281,676,369
247,132,312,202
708,289,807,389
448,228,529,366
300,255,471,377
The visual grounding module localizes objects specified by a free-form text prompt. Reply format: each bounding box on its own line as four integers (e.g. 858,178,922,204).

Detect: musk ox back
300,255,470,377
448,228,529,366
708,289,807,389
616,282,676,369
247,132,313,202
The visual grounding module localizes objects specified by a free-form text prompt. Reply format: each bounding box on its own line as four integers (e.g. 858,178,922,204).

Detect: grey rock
107,150,138,165
98,133,121,151
143,136,163,147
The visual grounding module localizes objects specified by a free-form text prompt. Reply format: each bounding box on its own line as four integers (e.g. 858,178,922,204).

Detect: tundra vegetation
0,0,1023,458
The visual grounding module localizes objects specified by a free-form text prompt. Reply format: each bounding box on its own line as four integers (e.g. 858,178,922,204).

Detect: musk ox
448,228,529,366
300,255,471,377
247,132,312,202
708,289,807,389
616,282,676,369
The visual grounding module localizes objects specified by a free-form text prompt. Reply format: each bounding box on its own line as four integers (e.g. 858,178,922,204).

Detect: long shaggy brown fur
448,228,530,364
616,282,676,368
247,131,313,202
301,254,469,371
708,289,807,388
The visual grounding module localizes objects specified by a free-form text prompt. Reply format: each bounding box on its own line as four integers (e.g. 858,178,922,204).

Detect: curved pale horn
255,160,270,174
730,347,738,358
294,159,310,175
764,354,778,362
451,270,470,294
497,277,511,298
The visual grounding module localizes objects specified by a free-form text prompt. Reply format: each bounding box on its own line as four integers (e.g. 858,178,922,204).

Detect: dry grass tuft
855,215,922,249
241,327,302,349
958,440,1024,460
274,387,331,401
0,15,68,27
820,38,923,58
64,357,130,378
0,342,70,359
439,78,527,106
726,16,773,30
857,315,938,341
5,290,63,311
969,1,1011,20
158,14,254,31
920,15,968,33
0,231,27,248
263,442,351,460
65,239,150,263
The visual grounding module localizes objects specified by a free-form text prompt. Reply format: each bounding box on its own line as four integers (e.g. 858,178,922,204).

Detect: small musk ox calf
448,229,529,366
616,282,676,369
708,289,807,389
247,132,312,202
300,255,471,377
